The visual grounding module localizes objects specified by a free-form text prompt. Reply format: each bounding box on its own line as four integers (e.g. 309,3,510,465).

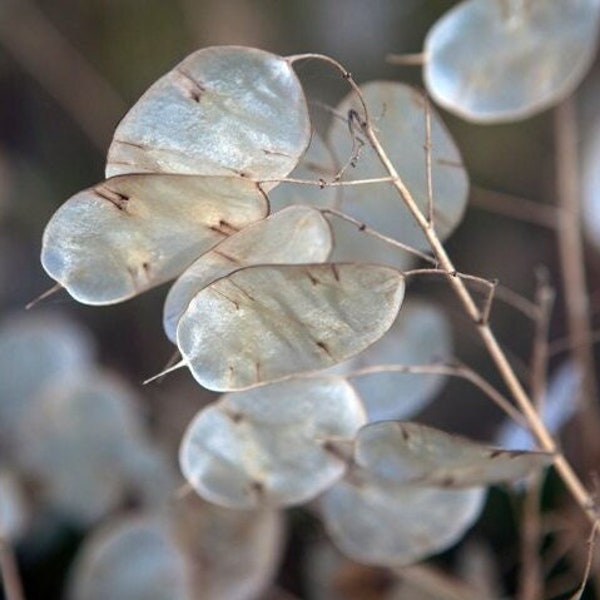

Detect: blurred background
1,0,600,598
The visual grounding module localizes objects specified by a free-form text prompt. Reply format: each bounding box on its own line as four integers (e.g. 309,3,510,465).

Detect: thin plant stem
424,95,434,225
144,359,186,385
554,98,600,468
345,363,526,426
549,328,600,357
258,176,395,187
470,185,558,229
25,283,63,310
494,284,540,322
322,208,437,265
385,52,428,66
568,522,598,600
518,480,544,600
529,271,554,407
0,537,25,600
518,274,554,600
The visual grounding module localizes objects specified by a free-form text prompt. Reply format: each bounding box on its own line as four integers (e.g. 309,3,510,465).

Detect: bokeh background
1,0,600,598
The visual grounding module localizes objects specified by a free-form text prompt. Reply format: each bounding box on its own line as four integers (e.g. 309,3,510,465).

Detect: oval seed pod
67,514,191,600
355,421,552,488
106,46,311,183
180,376,365,508
322,417,552,567
322,468,485,568
68,500,283,600
0,312,95,453
16,370,148,525
41,174,268,305
163,205,332,342
424,0,600,122
176,263,405,391
171,494,284,600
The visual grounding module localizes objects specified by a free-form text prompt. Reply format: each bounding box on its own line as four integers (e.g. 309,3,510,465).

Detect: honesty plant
34,0,600,594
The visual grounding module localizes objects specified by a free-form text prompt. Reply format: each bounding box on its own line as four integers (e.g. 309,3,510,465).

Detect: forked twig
405,268,540,322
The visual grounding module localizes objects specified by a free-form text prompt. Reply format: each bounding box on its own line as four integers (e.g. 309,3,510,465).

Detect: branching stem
363,106,599,525
293,54,600,526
